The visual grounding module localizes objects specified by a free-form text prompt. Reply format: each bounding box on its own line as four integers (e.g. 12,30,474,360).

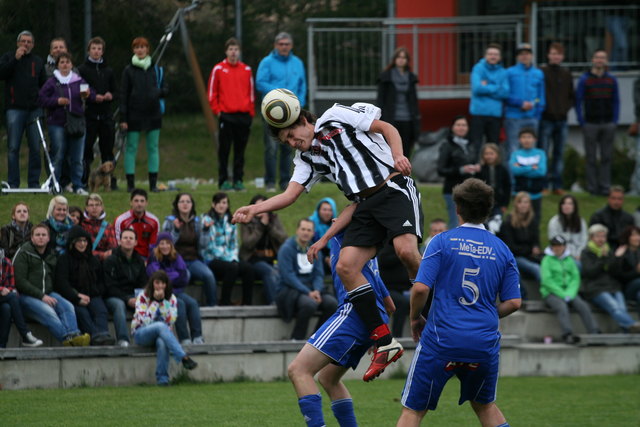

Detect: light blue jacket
469,59,509,118
505,63,545,119
256,50,307,106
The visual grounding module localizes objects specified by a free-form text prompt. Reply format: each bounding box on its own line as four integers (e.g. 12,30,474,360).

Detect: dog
89,161,115,193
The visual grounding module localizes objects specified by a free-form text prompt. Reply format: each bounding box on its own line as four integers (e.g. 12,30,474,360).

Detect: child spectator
43,195,74,255
147,232,204,345
540,235,599,344
81,193,117,261
547,194,588,264
613,226,640,316
0,202,33,259
581,224,640,333
477,143,511,217
55,226,115,345
0,249,43,348
308,197,338,275
131,270,197,386
509,128,547,223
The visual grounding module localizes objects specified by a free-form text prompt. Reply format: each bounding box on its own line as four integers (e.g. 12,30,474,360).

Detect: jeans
186,260,217,306
624,277,640,316
0,302,11,347
262,119,292,189
6,108,42,188
251,260,279,304
105,296,133,342
209,259,255,305
544,294,599,335
19,292,80,342
48,124,86,190
515,256,540,282
174,292,202,341
0,292,32,347
538,119,568,190
75,297,111,338
630,135,640,194
443,193,458,229
582,122,616,195
133,321,186,385
291,292,339,340
503,117,539,170
591,291,636,330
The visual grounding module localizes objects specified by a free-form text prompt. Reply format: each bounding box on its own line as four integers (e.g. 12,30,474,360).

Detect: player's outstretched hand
394,155,412,176
410,315,426,343
307,239,326,263
232,205,255,224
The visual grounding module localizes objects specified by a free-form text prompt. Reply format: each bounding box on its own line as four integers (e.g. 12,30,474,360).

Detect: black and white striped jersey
290,103,396,200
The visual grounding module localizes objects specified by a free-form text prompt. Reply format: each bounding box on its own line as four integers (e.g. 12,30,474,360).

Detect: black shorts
342,174,424,248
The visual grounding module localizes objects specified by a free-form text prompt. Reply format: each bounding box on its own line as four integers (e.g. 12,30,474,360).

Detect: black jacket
120,62,168,131
540,63,574,121
580,248,621,300
0,51,46,110
0,221,33,260
104,246,147,302
499,215,540,259
589,206,635,249
612,247,640,286
55,227,104,303
78,57,117,120
477,164,511,212
376,68,420,126
437,136,476,194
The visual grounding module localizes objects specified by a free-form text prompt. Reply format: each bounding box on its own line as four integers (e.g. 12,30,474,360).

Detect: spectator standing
239,194,288,305
120,37,168,193
104,228,147,347
0,31,46,189
376,47,420,158
308,197,338,275
468,43,509,154
44,38,70,77
162,192,218,307
539,42,574,195
477,143,511,217
80,193,117,261
114,188,159,258
547,194,588,263
276,219,338,340
581,224,640,333
0,202,33,259
55,226,115,345
207,37,254,192
43,195,74,256
613,226,640,316
629,76,640,195
575,49,620,196
437,116,479,228
504,43,545,167
77,36,117,189
38,52,93,195
589,186,634,250
13,224,90,346
422,218,447,249
540,235,599,344
509,128,547,223
256,32,307,192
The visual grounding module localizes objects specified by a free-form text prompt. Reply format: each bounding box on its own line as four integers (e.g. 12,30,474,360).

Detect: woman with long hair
547,194,588,262
0,202,33,259
43,195,74,255
477,143,511,217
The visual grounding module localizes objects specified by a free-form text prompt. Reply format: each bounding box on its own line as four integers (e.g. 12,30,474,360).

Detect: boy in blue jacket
510,128,547,223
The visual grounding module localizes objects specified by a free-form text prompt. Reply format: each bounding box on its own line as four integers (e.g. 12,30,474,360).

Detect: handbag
65,110,86,137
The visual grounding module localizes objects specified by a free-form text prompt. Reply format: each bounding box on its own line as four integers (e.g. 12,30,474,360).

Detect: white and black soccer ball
261,88,301,128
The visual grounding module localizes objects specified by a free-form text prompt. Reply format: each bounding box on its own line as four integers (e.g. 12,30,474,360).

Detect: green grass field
1,376,638,426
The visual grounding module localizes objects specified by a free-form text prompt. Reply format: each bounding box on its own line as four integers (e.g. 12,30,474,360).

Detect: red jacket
207,59,254,116
81,213,118,261
114,209,159,259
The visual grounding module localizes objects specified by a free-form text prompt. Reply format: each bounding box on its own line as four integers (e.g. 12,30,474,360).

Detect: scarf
452,135,469,155
587,240,610,258
88,56,104,64
48,216,74,254
53,69,73,84
131,54,151,71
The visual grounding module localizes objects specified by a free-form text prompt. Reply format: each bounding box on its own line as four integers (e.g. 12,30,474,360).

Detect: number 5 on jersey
459,267,480,306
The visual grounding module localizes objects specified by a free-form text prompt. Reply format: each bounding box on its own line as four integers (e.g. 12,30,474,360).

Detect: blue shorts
307,302,374,370
400,342,499,411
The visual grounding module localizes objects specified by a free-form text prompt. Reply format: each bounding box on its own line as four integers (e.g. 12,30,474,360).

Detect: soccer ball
261,88,301,128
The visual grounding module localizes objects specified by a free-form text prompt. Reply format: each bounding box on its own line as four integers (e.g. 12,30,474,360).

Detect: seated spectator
43,195,74,255
308,197,338,275
13,224,90,346
104,228,147,347
509,128,546,223
499,191,541,298
0,202,33,259
68,206,83,226
131,270,197,386
202,192,254,306
55,226,115,345
377,242,411,337
276,219,338,340
239,194,288,305
477,143,511,217
437,116,479,229
423,218,447,249
0,249,43,348
147,232,204,345
114,188,159,258
547,194,588,264
581,224,640,333
540,235,600,344
613,225,640,317
162,192,217,307
81,193,117,261
589,186,635,250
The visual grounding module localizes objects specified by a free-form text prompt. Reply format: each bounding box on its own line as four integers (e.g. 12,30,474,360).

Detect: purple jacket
38,73,94,127
145,251,189,293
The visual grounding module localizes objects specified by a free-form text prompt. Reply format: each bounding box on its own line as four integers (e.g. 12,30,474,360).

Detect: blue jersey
416,224,520,362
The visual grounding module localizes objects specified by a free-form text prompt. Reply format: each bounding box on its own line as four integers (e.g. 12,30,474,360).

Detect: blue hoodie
505,62,545,119
469,58,509,118
256,50,307,106
308,197,338,247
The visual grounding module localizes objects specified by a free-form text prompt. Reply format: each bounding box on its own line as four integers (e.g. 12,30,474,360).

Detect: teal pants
124,129,160,174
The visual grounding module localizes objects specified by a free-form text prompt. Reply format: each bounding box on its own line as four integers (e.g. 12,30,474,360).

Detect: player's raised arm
369,119,411,176
232,182,305,224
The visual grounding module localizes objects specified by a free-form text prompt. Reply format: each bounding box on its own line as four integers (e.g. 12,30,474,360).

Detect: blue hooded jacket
256,50,307,106
505,62,545,119
308,197,338,248
469,58,509,118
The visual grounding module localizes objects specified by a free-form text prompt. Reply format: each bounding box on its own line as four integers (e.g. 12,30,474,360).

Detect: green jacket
540,250,580,299
13,241,57,299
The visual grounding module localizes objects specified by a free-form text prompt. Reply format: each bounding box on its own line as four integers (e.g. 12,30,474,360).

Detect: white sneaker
64,184,74,193
22,332,44,347
117,340,130,347
75,188,89,195
192,336,205,345
181,339,192,346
